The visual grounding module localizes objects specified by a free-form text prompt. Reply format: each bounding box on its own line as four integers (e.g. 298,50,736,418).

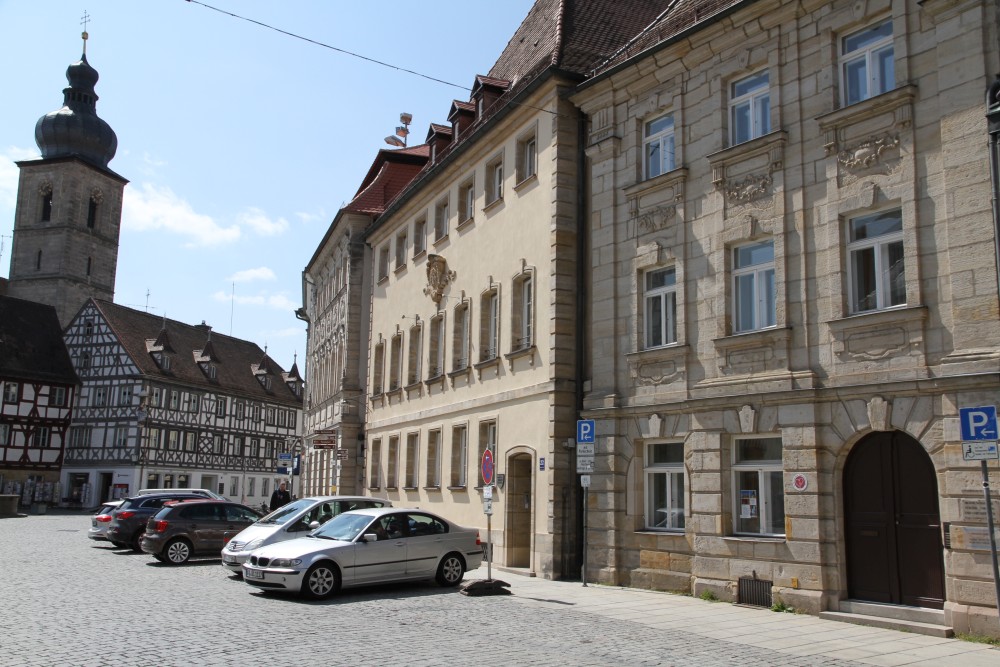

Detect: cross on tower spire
80,10,90,53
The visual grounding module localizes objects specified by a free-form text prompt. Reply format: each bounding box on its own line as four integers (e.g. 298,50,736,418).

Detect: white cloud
229,267,276,283
123,183,241,247
211,290,298,311
238,207,288,236
142,152,166,168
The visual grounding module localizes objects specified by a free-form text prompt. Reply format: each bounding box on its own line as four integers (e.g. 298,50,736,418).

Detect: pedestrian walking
269,481,291,511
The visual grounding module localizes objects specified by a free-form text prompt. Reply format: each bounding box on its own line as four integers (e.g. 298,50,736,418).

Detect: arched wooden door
843,431,945,609
505,453,532,568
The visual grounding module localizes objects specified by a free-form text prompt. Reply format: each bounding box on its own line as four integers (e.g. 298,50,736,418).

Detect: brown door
844,431,945,609
505,454,532,568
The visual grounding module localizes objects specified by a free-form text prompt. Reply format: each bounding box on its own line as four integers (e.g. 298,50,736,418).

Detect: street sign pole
980,460,1000,611
576,419,595,588
582,484,588,587
959,406,1000,611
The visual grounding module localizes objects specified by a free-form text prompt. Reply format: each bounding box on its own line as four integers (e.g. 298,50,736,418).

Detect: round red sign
792,473,808,491
481,449,495,486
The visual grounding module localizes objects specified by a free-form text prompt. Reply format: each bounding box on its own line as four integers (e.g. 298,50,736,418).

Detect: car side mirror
362,533,378,542
309,521,320,530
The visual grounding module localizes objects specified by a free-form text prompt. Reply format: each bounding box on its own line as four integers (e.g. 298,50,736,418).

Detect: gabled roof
85,299,301,406
0,295,79,385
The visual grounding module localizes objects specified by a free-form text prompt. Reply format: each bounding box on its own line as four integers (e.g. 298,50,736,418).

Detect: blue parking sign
577,419,595,444
960,406,998,441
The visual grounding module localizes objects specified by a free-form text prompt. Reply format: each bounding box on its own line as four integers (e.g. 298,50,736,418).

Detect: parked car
221,496,391,574
242,507,483,599
140,500,262,564
87,500,124,542
106,492,207,551
135,488,225,500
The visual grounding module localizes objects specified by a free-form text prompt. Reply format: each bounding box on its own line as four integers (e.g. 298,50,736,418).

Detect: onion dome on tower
34,30,117,168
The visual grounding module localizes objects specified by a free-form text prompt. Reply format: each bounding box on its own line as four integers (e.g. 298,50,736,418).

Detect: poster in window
740,489,758,518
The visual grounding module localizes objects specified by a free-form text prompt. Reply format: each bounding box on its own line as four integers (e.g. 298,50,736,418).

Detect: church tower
6,29,127,327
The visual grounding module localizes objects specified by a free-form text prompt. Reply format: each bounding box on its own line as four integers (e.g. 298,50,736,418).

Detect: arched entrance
505,453,532,568
843,431,945,609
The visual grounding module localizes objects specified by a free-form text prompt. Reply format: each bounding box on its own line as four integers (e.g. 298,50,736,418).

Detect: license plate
244,568,264,580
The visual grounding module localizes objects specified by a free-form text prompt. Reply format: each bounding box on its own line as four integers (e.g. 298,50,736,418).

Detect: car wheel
301,562,340,600
164,539,192,565
131,530,145,552
436,553,465,587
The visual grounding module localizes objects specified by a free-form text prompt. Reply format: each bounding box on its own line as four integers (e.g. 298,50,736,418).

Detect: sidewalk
467,566,999,667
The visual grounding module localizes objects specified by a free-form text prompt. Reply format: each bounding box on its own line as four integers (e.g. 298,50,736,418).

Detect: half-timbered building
61,299,302,507
0,296,79,506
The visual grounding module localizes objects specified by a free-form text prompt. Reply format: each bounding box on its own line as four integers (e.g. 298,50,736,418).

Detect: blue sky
0,0,535,373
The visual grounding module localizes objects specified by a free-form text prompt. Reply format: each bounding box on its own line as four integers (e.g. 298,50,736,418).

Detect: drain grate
738,576,772,607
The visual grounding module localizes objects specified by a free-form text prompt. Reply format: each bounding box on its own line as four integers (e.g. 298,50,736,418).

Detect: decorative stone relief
631,358,684,385
724,172,772,206
423,254,456,304
867,396,891,431
739,405,757,434
90,188,104,204
838,133,899,173
642,413,663,438
851,0,868,20
632,204,677,235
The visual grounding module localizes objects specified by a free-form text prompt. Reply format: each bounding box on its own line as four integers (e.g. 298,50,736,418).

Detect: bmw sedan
242,507,483,599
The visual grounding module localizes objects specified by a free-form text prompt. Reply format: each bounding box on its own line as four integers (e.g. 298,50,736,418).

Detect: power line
184,0,469,92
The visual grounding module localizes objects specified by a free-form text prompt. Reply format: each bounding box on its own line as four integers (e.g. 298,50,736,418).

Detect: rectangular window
841,19,894,106
387,435,399,488
450,425,468,488
151,387,163,408
733,241,776,333
2,382,17,403
405,432,419,488
0,423,9,446
169,390,180,411
190,394,200,413
372,342,385,394
733,437,784,536
512,274,533,351
378,245,390,282
644,267,677,348
644,113,675,179
407,324,422,385
435,197,450,241
517,133,537,183
426,429,441,488
167,430,180,450
459,178,475,224
453,302,470,371
480,290,499,361
213,434,223,455
248,477,256,497
32,426,52,447
184,432,196,452
429,314,445,378
395,229,407,270
413,218,427,257
389,334,403,391
50,386,67,407
94,387,108,407
369,438,382,489
730,71,770,145
645,442,685,530
848,209,905,313
478,421,497,487
486,155,504,204
215,397,227,418
114,426,128,448
117,385,133,407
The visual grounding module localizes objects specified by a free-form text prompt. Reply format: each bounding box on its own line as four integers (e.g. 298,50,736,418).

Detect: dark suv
107,492,207,551
141,500,262,565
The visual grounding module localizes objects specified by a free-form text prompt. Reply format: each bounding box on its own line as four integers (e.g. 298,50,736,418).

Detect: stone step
819,610,954,638
838,600,946,625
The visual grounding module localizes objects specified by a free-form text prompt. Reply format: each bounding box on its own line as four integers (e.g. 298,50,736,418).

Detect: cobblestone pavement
1,513,995,666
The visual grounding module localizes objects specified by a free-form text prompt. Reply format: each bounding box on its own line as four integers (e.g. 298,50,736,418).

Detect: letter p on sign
577,419,595,444
960,406,998,441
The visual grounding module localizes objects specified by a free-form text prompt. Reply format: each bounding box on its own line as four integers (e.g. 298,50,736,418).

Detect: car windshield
310,513,375,542
255,498,315,525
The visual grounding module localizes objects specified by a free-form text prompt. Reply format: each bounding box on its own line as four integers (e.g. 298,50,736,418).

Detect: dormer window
153,352,171,371
199,362,218,380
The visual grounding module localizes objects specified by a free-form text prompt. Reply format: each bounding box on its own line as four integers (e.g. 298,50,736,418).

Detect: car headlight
243,539,263,552
270,558,302,568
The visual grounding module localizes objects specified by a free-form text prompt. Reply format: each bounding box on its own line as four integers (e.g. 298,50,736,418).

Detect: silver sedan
242,507,483,599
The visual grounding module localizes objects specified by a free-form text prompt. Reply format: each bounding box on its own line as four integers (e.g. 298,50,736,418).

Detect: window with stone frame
730,70,771,145
459,177,475,225
479,287,500,362
644,113,675,179
372,340,385,394
732,240,776,333
425,429,442,488
645,441,685,531
407,322,422,386
428,312,446,378
377,244,390,282
477,420,497,487
840,19,894,107
732,436,785,536
388,332,403,391
511,269,534,352
369,438,382,489
405,432,419,489
413,217,427,257
452,300,471,371
847,208,905,314
395,228,408,270
434,196,450,241
516,131,537,183
450,424,468,488
486,154,504,205
387,435,399,488
644,266,677,348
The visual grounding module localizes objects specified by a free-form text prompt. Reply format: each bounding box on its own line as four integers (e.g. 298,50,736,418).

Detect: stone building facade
572,0,1000,636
